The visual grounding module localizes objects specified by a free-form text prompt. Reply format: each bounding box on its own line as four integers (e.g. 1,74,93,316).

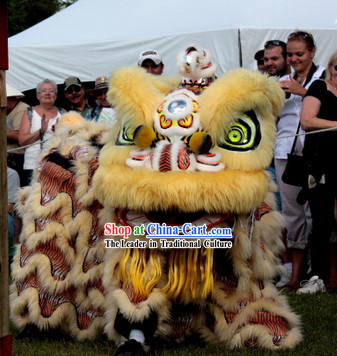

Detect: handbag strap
290,121,301,155
288,65,316,155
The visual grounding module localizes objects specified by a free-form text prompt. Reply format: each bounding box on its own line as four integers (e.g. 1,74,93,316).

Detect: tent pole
0,69,12,356
238,28,243,67
0,0,13,354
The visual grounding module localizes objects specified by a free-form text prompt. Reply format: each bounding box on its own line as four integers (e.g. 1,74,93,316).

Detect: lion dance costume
11,45,302,354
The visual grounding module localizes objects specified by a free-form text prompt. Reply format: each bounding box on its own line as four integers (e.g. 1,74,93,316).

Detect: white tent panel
241,28,337,70
6,0,337,91
9,0,337,47
8,29,239,91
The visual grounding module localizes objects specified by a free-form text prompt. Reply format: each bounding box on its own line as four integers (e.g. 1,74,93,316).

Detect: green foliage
8,0,77,37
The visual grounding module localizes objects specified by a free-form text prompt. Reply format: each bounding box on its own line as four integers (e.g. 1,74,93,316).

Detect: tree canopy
8,0,77,37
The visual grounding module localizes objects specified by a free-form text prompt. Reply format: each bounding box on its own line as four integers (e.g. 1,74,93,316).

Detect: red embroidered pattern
159,144,172,172
178,146,190,170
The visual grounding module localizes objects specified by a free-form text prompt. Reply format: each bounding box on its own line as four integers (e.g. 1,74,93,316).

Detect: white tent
7,0,337,91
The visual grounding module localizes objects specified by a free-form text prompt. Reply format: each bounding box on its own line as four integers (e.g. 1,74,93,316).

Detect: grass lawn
12,292,337,356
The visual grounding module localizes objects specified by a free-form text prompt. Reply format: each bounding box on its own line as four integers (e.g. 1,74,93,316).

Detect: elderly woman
18,79,65,185
274,31,325,292
299,50,337,293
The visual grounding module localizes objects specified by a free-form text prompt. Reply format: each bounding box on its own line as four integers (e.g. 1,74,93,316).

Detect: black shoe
115,339,147,356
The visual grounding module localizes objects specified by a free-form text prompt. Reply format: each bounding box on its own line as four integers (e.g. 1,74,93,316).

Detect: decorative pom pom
188,131,213,154
133,125,156,148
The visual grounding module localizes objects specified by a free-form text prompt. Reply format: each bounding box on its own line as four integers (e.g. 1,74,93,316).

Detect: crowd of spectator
5,38,337,295
256,31,337,294
5,48,164,262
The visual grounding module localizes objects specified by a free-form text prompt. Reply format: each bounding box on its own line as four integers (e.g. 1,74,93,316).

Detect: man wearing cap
6,84,29,185
64,76,93,117
86,76,117,127
138,50,164,76
254,49,266,73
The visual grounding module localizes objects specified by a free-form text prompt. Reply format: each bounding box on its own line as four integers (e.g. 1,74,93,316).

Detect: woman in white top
19,79,64,185
274,31,325,291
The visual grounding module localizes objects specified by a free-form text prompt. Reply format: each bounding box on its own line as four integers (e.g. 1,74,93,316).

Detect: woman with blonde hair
298,50,337,293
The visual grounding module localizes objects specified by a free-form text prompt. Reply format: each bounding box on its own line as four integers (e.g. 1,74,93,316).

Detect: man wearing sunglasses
86,76,116,127
264,40,290,77
63,76,92,117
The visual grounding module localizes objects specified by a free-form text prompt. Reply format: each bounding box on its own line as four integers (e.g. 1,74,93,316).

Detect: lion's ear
264,77,286,118
198,69,285,171
108,67,172,128
199,69,284,142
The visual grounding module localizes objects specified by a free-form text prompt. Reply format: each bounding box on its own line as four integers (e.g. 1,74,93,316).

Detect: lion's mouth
114,208,235,230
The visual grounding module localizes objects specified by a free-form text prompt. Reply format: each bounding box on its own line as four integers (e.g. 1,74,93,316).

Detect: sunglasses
257,60,264,65
96,89,108,96
288,31,312,41
65,86,82,94
332,65,337,71
264,40,286,48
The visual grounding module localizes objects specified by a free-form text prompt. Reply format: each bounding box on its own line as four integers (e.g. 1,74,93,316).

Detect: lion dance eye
160,115,172,129
218,111,261,151
178,114,193,128
116,122,135,146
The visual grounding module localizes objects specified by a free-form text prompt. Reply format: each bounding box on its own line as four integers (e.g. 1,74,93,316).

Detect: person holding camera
274,31,325,291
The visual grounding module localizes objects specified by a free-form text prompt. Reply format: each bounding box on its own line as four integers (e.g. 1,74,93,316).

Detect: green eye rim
218,110,261,151
116,122,135,146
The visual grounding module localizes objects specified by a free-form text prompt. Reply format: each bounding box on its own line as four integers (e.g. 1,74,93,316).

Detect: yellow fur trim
95,142,269,214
